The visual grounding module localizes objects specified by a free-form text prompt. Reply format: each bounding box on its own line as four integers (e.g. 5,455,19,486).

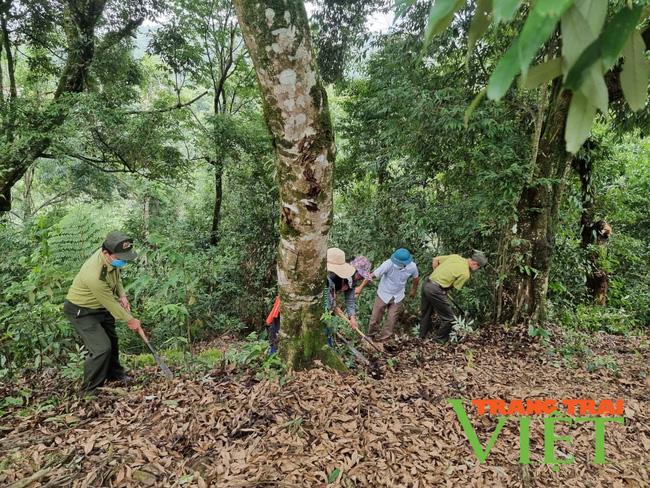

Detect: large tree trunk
233,0,343,370
0,0,108,212
496,84,572,326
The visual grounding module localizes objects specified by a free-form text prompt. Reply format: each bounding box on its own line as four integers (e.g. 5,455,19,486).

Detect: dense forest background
1,0,649,378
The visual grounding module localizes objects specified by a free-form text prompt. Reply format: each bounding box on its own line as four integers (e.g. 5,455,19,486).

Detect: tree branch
124,90,208,115
90,129,135,172
40,151,136,173
96,17,144,56
33,188,79,214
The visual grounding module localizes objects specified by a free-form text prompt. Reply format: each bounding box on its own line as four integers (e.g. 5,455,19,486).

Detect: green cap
471,250,488,268
103,231,138,261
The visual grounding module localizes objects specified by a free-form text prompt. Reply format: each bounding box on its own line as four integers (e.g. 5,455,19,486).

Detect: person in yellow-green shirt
419,251,487,342
63,231,144,393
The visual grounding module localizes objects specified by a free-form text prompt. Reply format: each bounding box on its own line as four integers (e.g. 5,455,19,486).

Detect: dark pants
419,280,455,341
64,300,125,391
268,316,280,354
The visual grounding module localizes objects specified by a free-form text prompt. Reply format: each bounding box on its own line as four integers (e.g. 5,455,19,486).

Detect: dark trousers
64,300,125,391
419,280,455,341
268,316,280,354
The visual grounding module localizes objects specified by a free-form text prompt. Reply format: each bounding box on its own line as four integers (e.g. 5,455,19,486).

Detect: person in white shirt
365,248,419,341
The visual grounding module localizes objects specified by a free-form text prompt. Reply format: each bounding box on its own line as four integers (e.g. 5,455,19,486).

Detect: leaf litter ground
1,328,649,487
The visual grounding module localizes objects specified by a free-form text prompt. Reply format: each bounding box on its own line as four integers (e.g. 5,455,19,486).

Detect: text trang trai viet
448,398,626,470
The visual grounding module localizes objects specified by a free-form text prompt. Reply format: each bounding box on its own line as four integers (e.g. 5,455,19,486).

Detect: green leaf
493,0,521,23
565,91,597,153
564,6,643,91
620,30,649,112
394,0,418,19
327,468,341,484
467,0,493,61
521,58,563,90
560,0,608,113
561,0,607,68
1,396,24,407
423,0,465,49
582,69,609,113
487,0,574,100
600,8,642,69
464,88,487,127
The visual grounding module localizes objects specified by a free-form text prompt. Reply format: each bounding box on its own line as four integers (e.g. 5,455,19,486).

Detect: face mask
111,259,127,268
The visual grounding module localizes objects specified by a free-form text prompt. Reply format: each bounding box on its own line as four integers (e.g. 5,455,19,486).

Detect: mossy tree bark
574,141,610,305
232,0,343,370
496,82,572,326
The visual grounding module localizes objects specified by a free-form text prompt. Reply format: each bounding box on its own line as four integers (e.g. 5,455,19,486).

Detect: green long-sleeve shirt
65,249,133,322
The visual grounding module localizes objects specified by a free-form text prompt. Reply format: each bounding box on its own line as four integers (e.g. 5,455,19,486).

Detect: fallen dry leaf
0,330,648,487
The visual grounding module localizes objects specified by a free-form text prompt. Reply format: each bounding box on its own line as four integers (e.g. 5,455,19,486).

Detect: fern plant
48,207,106,268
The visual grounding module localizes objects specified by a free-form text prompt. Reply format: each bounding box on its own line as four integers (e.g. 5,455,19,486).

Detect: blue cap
391,248,412,266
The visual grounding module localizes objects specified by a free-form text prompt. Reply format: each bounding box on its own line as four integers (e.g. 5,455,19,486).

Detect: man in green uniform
64,231,143,393
419,251,487,342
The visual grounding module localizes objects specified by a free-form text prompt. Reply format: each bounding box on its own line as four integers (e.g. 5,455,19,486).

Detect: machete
335,332,370,366
138,328,173,379
337,313,383,354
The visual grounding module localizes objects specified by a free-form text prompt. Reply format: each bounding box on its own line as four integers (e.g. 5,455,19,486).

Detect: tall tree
574,140,612,305
232,0,342,369
0,0,154,212
150,0,255,245
494,79,572,324
400,0,650,326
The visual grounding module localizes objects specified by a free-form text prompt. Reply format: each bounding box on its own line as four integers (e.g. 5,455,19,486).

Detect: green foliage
224,333,286,380
60,346,87,381
333,32,529,318
1,135,277,374
620,30,650,112
549,125,650,329
488,0,573,101
2,0,649,382
196,348,223,368
571,305,636,334
0,212,97,377
398,0,650,153
585,354,619,375
450,314,478,343
48,207,107,269
311,0,385,83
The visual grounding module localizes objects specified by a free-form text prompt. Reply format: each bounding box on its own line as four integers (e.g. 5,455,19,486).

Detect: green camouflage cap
103,231,138,261
471,250,488,268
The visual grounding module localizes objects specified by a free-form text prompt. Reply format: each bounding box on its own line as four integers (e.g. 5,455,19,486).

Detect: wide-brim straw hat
327,247,355,279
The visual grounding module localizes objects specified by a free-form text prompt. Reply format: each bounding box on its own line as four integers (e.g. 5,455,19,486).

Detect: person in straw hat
326,247,360,329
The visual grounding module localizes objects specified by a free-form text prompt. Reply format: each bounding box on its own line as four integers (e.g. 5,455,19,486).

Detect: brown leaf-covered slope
1,330,648,487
